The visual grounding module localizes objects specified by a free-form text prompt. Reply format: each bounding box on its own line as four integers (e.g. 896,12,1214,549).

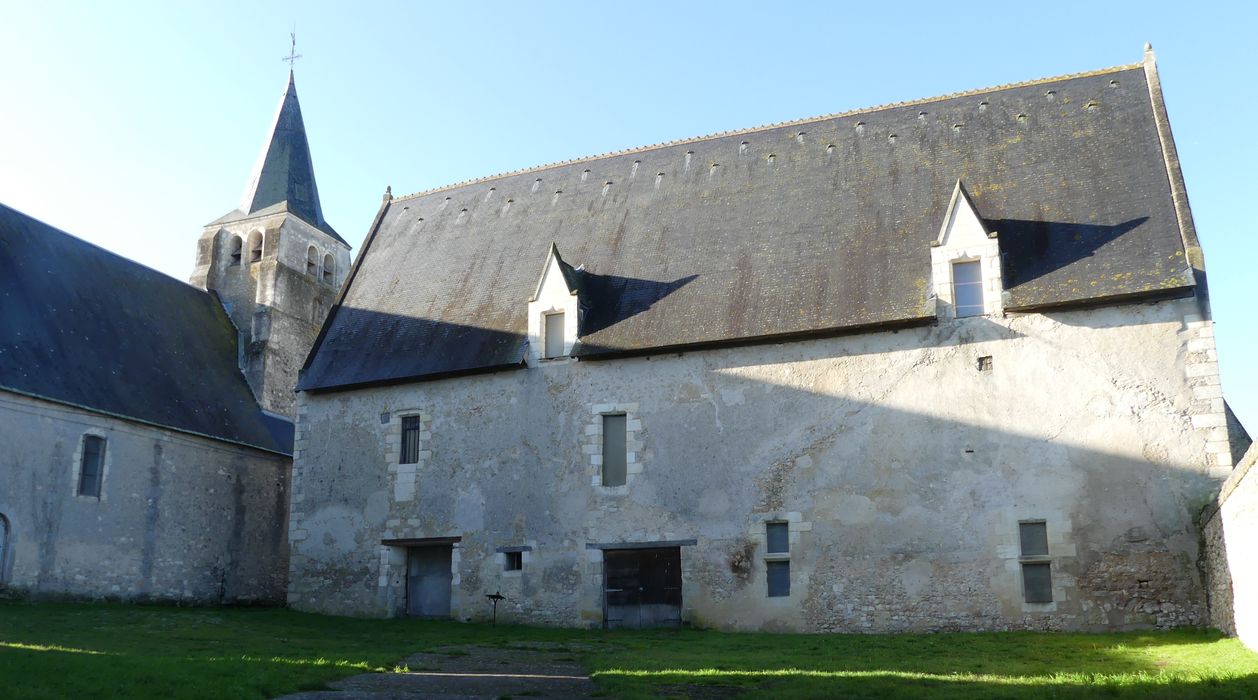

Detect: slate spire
233,71,343,242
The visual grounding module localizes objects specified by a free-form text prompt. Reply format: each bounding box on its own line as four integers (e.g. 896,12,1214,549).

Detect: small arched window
307,246,319,277
229,236,243,266
323,254,335,285
247,231,264,263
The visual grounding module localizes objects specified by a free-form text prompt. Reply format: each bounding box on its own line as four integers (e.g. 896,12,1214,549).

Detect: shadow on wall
293,299,1235,634
998,217,1149,287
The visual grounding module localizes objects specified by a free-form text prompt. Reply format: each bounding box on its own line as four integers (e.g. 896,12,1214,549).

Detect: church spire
233,71,344,243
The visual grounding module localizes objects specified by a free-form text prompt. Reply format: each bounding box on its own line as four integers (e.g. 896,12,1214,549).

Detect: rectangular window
766,522,789,554
1019,520,1052,603
504,551,523,571
78,435,105,497
400,416,422,465
952,260,984,317
767,560,790,597
1022,562,1053,603
544,312,566,358
601,413,627,487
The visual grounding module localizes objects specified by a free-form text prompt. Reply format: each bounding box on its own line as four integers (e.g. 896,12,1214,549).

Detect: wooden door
604,547,682,629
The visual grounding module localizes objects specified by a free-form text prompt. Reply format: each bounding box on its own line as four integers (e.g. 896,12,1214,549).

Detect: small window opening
766,522,789,554
601,413,627,487
248,231,263,263
400,416,422,465
977,356,993,372
323,254,335,285
767,560,790,597
543,312,566,359
952,260,984,317
1019,520,1052,603
765,521,790,597
504,551,523,571
229,236,243,266
306,246,319,276
78,435,105,498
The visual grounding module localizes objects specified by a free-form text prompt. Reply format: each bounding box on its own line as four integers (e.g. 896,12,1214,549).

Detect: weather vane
283,28,301,69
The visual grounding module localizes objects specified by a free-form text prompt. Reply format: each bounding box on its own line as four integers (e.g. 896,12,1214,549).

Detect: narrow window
78,435,105,497
307,246,319,276
601,413,627,487
504,551,523,571
323,254,335,285
229,236,243,266
248,231,264,263
766,522,789,554
400,416,422,465
543,312,566,359
767,560,790,597
952,260,984,317
1019,520,1052,603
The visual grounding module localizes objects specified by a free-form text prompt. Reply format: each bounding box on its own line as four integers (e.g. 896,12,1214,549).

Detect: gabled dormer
930,180,1003,319
527,243,586,365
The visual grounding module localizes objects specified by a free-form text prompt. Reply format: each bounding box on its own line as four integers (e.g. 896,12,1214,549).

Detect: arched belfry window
307,246,319,277
247,231,264,263
322,254,335,285
229,236,243,266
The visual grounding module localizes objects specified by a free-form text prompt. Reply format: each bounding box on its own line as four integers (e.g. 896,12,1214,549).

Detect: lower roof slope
301,62,1195,392
0,204,290,454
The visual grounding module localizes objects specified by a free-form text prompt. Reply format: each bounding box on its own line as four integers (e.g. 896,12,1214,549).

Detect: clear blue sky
1,1,1254,428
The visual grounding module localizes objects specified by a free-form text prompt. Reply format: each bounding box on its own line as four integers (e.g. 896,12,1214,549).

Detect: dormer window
930,180,1003,319
544,312,566,359
952,261,984,317
248,231,264,263
229,236,243,266
527,243,583,366
323,254,335,285
307,246,319,276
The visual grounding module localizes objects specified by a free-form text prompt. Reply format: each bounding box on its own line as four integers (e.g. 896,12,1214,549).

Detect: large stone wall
0,391,290,604
1202,443,1258,649
289,296,1232,631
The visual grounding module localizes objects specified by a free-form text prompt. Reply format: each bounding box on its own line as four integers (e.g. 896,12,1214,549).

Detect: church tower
190,71,351,418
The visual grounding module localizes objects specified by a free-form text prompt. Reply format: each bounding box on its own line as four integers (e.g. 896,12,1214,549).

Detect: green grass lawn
2,601,1257,699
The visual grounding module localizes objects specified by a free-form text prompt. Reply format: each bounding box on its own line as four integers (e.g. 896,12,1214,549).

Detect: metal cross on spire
283,29,302,69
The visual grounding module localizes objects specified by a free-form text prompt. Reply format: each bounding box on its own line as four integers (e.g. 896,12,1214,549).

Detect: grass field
2,601,1257,699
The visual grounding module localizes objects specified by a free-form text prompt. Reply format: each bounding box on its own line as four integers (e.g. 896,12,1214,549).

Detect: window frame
1017,519,1053,604
77,434,106,499
951,259,985,317
399,415,422,465
542,311,566,359
764,521,791,598
600,413,628,487
504,551,523,572
322,253,335,285
306,245,319,277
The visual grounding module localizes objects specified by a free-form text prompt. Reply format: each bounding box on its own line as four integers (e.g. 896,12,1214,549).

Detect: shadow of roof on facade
0,203,291,454
301,58,1197,393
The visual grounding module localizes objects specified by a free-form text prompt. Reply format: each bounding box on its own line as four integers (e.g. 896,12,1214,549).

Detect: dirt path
274,641,602,699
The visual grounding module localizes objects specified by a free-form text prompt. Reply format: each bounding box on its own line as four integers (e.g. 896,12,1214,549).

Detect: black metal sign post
485,591,505,625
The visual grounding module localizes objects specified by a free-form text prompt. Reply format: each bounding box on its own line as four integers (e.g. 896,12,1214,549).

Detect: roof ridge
392,62,1141,203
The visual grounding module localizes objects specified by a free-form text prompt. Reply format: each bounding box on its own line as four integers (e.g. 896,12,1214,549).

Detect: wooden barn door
604,547,682,629
406,545,452,618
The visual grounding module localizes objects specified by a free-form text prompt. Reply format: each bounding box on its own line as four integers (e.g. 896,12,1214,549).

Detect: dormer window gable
930,180,1004,319
527,243,585,365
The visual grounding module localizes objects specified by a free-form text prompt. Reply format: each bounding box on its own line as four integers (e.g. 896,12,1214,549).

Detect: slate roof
212,71,346,244
0,203,292,454
300,58,1198,392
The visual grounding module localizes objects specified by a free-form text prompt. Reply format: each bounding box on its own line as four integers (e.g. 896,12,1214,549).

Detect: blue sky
1,1,1254,428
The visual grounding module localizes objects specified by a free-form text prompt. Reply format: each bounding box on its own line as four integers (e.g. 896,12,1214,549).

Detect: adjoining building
0,71,347,603
287,47,1251,631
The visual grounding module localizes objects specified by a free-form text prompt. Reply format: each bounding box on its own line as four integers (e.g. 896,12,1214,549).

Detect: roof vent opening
631,160,640,178
951,123,964,132
739,141,749,155
795,131,806,144
1016,113,1028,123
854,121,865,134
766,153,776,164
887,134,897,144
918,111,927,121
1109,79,1120,88
1085,100,1099,111
826,144,835,155
532,178,542,193
979,100,989,112
1045,90,1056,101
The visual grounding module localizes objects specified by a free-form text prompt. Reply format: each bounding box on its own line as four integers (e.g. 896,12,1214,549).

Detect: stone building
288,48,1252,632
0,71,343,602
